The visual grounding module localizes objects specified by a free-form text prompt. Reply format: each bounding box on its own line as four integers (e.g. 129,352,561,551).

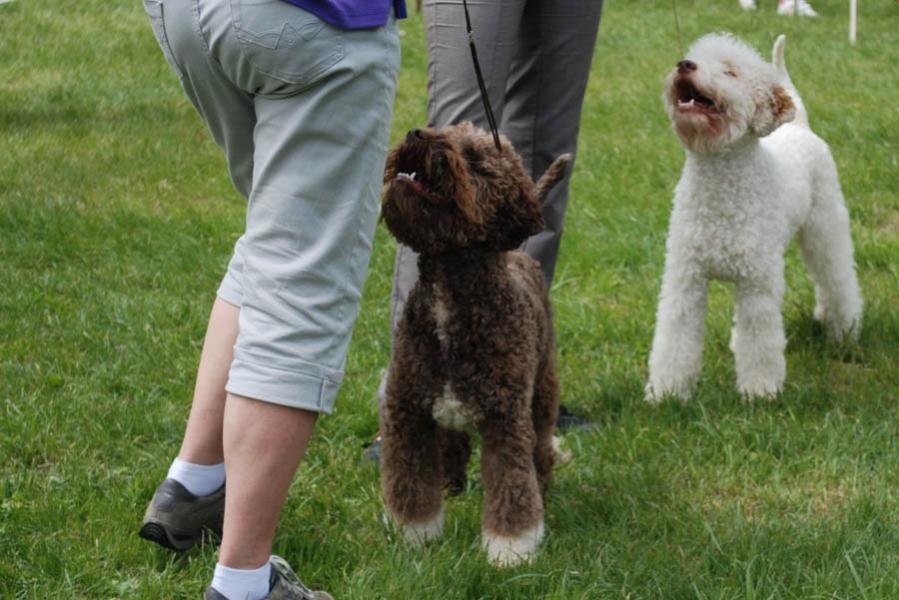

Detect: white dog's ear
751,84,796,137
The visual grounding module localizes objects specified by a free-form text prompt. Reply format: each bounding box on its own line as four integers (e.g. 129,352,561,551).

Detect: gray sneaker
139,478,225,551
203,555,333,600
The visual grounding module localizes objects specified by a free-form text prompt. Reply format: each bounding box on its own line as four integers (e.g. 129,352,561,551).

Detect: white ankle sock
166,458,225,497
210,561,271,600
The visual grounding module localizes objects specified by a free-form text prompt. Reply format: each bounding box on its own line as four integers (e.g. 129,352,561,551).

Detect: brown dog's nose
677,60,697,74
406,128,425,142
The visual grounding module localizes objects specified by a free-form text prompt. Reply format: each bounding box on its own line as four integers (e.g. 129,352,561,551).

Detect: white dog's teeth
396,171,417,181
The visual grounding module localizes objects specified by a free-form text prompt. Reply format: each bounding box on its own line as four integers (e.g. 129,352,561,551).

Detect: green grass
2,0,898,597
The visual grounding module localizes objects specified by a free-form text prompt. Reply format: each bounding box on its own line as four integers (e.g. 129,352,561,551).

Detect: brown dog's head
382,122,569,255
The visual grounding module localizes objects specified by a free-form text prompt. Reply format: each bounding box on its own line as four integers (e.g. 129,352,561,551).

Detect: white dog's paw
482,521,545,568
399,508,444,547
813,299,828,324
551,435,572,466
738,379,782,402
822,311,862,344
644,383,664,404
644,380,692,404
815,296,862,343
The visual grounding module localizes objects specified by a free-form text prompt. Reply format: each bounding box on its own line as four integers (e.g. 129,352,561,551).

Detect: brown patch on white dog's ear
752,83,796,137
771,84,796,126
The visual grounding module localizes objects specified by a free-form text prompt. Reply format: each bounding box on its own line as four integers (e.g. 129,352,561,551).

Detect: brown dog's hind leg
437,428,471,496
531,360,561,491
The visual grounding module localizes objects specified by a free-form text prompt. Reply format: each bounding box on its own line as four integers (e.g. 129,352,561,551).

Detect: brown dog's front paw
397,508,444,547
482,521,545,567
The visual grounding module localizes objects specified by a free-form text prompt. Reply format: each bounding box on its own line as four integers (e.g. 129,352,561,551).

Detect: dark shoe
556,404,593,430
203,555,333,600
361,433,382,463
139,478,224,551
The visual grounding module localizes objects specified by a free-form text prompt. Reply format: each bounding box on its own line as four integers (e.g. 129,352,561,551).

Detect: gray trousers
379,0,603,413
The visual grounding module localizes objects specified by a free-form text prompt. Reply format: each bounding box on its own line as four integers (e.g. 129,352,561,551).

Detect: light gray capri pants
144,0,401,413
378,0,602,411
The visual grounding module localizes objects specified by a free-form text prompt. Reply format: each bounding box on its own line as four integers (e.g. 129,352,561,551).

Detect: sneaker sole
139,520,220,552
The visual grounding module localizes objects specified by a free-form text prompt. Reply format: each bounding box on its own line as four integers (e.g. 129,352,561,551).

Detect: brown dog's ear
483,154,570,250
484,182,545,251
752,84,795,137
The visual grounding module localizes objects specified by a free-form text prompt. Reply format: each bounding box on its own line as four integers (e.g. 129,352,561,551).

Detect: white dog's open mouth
674,78,718,114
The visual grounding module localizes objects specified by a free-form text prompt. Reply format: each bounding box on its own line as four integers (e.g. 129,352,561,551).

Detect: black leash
461,0,502,151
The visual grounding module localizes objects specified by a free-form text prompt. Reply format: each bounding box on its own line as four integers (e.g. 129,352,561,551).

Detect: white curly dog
646,33,862,402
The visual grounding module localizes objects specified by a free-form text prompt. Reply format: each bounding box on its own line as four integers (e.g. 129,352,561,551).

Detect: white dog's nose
677,59,697,73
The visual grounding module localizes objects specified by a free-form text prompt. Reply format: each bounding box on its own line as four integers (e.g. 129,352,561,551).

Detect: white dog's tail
773,35,809,128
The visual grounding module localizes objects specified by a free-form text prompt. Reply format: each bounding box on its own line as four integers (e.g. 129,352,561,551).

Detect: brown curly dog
379,121,571,567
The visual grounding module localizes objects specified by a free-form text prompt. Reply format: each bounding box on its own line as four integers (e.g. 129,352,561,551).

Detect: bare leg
171,299,319,569
218,394,318,569
177,296,239,465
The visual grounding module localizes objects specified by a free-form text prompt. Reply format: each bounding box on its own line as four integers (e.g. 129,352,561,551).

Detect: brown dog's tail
534,153,572,205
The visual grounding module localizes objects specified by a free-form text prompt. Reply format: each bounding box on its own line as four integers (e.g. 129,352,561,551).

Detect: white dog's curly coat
646,33,862,401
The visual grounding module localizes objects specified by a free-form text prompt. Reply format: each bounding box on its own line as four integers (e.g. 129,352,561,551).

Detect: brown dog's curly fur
379,122,570,567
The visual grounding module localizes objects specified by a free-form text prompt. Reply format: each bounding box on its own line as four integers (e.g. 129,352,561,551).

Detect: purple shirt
279,0,407,29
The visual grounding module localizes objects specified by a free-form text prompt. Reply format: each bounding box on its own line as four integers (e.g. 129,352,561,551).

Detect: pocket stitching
229,0,345,86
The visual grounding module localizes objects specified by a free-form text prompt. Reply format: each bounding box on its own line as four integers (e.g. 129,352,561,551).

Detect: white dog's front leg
732,278,787,400
646,266,709,402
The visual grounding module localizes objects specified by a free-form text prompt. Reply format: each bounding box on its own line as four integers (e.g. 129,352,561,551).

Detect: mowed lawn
1,0,897,598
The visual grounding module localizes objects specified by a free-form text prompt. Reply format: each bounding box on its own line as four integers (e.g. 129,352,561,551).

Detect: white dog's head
663,33,795,154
